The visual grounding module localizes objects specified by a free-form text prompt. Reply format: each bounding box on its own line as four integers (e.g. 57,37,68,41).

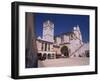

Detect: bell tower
43,20,54,42
73,25,83,44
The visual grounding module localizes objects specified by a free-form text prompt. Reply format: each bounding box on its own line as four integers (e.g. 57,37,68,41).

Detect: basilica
36,20,89,60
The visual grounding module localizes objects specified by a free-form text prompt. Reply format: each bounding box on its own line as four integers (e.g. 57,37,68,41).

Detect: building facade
36,20,89,60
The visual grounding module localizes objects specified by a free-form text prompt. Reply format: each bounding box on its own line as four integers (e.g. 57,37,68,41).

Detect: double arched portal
60,46,69,58
38,45,69,60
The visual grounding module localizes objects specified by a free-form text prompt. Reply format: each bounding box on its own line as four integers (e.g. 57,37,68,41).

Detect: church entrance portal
61,46,69,58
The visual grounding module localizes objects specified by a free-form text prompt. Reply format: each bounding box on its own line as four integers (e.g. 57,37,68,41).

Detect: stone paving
38,57,89,67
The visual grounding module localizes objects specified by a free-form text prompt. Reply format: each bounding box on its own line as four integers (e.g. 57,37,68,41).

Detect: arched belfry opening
60,46,69,58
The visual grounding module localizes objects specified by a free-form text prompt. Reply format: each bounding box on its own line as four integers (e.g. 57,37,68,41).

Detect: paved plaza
38,57,89,67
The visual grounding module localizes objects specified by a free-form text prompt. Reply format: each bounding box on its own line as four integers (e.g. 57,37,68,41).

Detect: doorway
60,46,69,58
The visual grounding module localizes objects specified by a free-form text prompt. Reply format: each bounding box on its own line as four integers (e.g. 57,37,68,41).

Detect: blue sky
34,13,89,43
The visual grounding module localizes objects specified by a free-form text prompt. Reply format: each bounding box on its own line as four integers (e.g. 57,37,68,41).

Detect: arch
37,53,42,60
60,46,69,58
48,53,51,59
42,53,46,60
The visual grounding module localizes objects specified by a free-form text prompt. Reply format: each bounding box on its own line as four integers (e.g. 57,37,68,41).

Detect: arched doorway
60,46,69,58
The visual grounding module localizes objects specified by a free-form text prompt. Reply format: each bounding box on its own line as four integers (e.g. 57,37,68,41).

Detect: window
45,43,47,51
48,44,50,51
41,42,44,51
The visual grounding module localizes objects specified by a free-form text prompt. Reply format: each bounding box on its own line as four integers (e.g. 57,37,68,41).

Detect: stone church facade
36,20,89,60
